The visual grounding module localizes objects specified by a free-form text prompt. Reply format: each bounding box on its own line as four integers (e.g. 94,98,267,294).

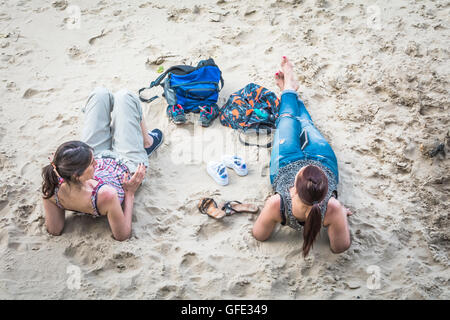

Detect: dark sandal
221,201,259,216
198,198,226,219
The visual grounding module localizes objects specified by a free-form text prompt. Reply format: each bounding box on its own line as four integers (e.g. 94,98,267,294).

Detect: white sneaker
207,161,229,186
222,155,248,176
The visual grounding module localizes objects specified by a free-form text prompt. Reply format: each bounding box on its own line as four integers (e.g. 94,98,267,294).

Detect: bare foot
281,56,299,91
275,71,285,90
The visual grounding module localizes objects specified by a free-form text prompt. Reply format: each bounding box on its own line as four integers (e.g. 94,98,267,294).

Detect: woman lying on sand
41,88,163,241
252,57,352,257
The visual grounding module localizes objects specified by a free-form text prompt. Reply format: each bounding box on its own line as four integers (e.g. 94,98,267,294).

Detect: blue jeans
269,90,339,184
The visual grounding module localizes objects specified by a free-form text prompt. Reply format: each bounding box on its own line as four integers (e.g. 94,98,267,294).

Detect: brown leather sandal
198,198,226,219
220,200,259,216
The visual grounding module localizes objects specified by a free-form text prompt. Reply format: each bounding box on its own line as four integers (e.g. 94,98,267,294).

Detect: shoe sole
171,116,186,125
222,156,248,176
226,166,248,176
199,113,217,127
199,120,212,127
167,107,186,124
147,132,164,157
225,165,248,176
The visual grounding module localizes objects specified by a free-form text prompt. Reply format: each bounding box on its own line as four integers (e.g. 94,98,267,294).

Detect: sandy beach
0,0,448,299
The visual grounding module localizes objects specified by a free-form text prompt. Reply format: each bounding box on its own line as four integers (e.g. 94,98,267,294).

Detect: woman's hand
344,206,353,216
122,164,146,196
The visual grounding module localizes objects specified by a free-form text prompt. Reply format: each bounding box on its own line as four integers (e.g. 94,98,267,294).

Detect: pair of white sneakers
207,155,248,186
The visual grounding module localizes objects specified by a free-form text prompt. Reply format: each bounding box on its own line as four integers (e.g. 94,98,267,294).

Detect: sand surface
0,0,448,299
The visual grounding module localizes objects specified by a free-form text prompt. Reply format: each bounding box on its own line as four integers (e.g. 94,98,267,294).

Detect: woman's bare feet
281,56,299,92
275,71,285,91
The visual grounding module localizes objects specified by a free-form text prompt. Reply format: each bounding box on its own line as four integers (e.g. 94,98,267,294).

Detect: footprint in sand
155,284,184,299
144,205,165,215
4,226,25,251
101,251,141,273
58,117,77,128
227,278,251,297
12,203,36,232
22,88,40,99
19,161,34,176
67,45,83,60
165,210,183,223
150,242,173,256
195,219,228,241
22,88,56,99
52,0,68,11
63,241,106,266
6,81,16,90
152,224,170,237
0,196,8,212
179,252,200,273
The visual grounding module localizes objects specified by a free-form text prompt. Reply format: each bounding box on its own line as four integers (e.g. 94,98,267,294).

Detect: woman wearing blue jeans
252,57,352,257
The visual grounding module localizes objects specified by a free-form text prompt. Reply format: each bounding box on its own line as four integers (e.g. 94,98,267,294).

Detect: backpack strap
139,60,224,102
138,65,196,103
238,124,274,148
218,75,224,91
138,87,159,103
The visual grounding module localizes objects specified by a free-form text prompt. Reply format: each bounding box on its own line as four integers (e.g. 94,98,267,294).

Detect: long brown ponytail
295,165,328,257
42,163,60,199
42,141,93,199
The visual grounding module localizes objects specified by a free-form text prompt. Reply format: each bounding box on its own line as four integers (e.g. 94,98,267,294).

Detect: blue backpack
138,58,224,112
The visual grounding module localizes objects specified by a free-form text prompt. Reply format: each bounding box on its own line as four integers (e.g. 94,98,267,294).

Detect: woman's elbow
113,229,131,242
46,226,63,236
330,239,351,254
252,227,269,242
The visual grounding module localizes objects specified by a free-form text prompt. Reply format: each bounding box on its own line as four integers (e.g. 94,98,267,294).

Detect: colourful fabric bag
219,83,280,147
219,83,280,130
